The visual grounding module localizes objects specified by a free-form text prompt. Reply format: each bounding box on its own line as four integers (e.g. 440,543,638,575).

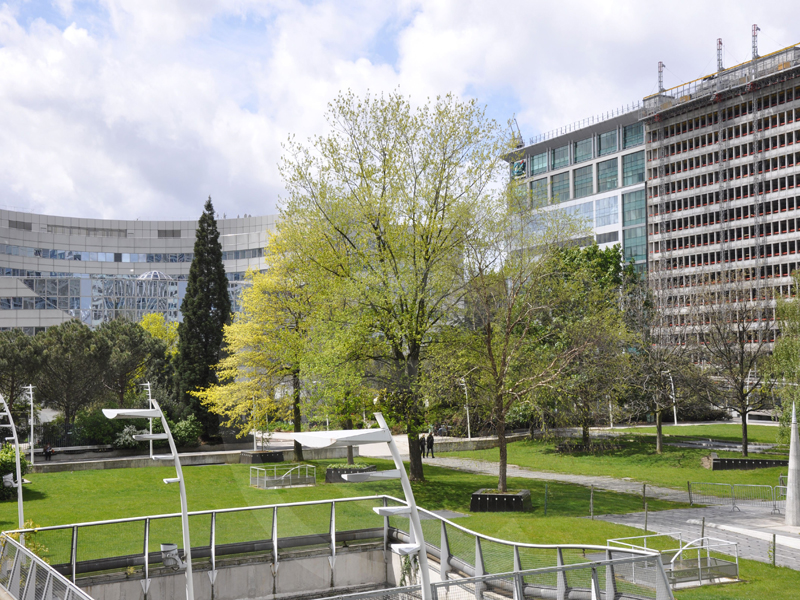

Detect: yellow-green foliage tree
278,90,508,481
140,313,179,360
193,243,313,459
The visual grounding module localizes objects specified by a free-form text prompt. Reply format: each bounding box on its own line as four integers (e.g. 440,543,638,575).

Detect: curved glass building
0,209,277,333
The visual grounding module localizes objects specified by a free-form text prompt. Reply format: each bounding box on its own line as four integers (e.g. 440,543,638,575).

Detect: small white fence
608,532,739,589
688,482,784,513
249,464,316,489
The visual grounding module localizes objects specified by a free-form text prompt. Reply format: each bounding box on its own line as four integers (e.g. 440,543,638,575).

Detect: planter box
470,488,531,512
240,451,285,464
711,457,788,471
326,465,376,484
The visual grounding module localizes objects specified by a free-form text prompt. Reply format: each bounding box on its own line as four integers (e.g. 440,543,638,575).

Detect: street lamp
26,385,35,465
103,401,194,600
0,393,25,545
459,378,471,439
661,371,678,426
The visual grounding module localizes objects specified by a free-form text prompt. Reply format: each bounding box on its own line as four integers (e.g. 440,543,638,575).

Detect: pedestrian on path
420,434,426,459
426,432,435,458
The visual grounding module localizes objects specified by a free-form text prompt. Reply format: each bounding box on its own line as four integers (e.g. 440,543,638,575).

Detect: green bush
170,415,202,448
0,443,30,501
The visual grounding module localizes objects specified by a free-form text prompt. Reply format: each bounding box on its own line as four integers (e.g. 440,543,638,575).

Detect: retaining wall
434,433,528,453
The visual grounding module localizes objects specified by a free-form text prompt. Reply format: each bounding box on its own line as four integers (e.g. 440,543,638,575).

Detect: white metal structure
786,402,800,525
0,393,24,544
26,385,34,465
292,412,433,600
103,402,194,600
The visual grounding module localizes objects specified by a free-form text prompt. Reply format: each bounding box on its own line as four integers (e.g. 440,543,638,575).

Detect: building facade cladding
0,209,277,333
511,112,647,268
643,44,800,342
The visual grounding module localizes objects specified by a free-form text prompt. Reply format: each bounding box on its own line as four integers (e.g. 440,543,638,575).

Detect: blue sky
0,0,799,220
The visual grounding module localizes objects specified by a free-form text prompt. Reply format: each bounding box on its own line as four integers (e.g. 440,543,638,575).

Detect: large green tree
279,91,507,480
175,197,231,439
97,318,165,407
0,330,41,416
33,321,109,430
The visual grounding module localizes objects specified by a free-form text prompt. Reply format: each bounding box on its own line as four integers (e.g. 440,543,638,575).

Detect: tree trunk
497,415,508,492
655,409,663,455
344,417,354,465
581,424,590,446
292,370,303,462
741,412,749,457
407,433,424,482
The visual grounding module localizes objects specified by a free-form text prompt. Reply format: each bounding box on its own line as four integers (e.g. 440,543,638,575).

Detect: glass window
598,130,617,156
551,172,570,202
595,196,618,227
574,138,593,163
551,145,569,169
623,189,646,226
623,122,644,148
532,152,548,175
531,178,548,208
597,231,619,244
512,159,526,178
573,165,593,199
623,226,647,262
622,151,645,186
597,158,618,192
564,201,594,225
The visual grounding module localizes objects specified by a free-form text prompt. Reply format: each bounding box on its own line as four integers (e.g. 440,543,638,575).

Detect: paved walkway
598,506,800,569
416,456,689,503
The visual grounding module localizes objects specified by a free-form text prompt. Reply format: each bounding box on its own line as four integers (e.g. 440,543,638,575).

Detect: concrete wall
434,433,528,454
80,545,387,600
30,446,356,473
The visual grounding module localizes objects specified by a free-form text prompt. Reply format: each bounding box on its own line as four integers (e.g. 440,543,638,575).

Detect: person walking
420,433,427,459
426,431,435,458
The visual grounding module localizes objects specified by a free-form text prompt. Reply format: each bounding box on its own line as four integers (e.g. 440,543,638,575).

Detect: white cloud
0,0,799,219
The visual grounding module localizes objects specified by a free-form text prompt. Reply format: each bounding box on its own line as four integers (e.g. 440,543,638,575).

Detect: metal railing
4,494,674,600
249,464,316,489
642,44,800,118
608,532,739,588
526,102,642,146
688,482,783,513
0,535,93,600
779,474,787,487
326,553,673,600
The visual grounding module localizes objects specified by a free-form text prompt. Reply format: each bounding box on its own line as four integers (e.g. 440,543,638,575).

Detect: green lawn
2,458,797,599
443,437,787,490
611,423,783,446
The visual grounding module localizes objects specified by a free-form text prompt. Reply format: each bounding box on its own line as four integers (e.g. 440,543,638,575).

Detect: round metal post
0,394,25,544
28,386,34,465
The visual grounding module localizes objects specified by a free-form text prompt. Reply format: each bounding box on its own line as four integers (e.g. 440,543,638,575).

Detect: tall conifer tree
175,197,231,438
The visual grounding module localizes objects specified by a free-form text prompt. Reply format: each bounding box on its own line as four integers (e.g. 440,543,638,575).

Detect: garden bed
325,464,376,483
470,488,531,512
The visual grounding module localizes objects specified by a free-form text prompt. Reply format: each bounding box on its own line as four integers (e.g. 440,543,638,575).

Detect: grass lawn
611,423,783,446
443,437,787,490
2,458,797,599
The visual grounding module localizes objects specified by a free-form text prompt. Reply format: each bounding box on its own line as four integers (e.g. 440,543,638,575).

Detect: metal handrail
669,537,738,565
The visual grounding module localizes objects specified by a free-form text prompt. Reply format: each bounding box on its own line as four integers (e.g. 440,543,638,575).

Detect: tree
140,313,179,360
769,271,800,444
194,243,314,460
692,272,775,456
97,319,165,407
0,330,41,416
33,321,108,431
174,197,231,439
279,91,507,480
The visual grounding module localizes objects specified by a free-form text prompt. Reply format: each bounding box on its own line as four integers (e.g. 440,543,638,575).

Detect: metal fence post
70,525,77,583
474,537,485,600
688,482,693,506
730,484,739,511
142,518,150,599
440,520,451,582
556,548,567,600
512,546,524,600
329,501,336,570
605,549,617,600
209,512,217,596
382,497,388,564
271,506,279,576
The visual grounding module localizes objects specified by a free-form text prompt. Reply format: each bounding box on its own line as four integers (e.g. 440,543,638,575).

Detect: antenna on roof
717,38,724,72
752,24,760,59
658,61,665,93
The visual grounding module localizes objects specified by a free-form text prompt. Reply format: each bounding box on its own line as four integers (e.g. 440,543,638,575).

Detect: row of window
0,245,264,263
649,89,800,143
654,195,800,235
653,253,799,281
531,151,645,203
651,167,800,203
656,217,800,254
522,123,644,178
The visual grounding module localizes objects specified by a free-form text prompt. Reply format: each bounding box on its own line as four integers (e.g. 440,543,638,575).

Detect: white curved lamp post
293,412,432,600
0,393,25,545
103,402,194,600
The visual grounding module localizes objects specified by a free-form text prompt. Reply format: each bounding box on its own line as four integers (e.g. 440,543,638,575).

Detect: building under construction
643,35,800,348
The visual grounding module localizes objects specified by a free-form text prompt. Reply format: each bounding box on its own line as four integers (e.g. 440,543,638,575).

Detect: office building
0,209,276,333
510,108,647,271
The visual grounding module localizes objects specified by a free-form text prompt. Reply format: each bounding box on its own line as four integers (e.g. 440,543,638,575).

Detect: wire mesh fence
688,481,784,513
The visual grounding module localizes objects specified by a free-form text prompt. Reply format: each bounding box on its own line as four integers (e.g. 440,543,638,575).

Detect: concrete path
598,506,800,569
419,456,689,503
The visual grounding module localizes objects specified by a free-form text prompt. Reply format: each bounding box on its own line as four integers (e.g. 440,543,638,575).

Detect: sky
0,1,799,221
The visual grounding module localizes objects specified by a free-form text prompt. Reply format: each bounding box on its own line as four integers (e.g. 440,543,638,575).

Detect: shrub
171,415,202,448
0,443,30,501
114,425,146,449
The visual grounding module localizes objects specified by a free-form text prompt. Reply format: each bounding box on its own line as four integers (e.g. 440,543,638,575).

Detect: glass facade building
0,210,277,333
